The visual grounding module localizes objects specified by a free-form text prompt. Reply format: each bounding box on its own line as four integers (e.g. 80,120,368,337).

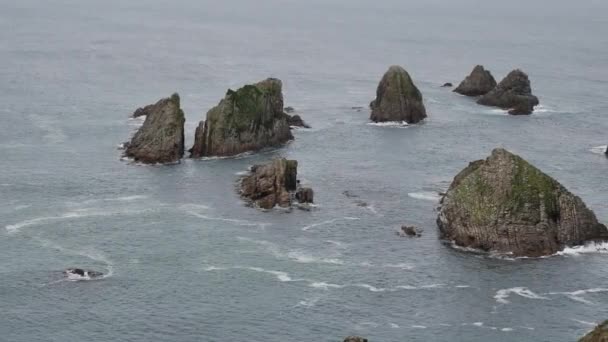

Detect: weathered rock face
190,78,293,158
240,158,299,209
344,337,368,342
370,65,427,124
579,321,608,342
124,93,185,164
437,148,607,257
453,65,497,96
477,69,539,115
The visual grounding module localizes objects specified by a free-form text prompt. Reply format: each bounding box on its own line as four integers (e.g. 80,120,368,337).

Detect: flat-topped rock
370,65,427,124
438,148,607,257
124,93,185,164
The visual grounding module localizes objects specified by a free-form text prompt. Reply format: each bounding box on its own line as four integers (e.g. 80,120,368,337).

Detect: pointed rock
477,69,539,114
124,93,185,164
437,148,607,257
190,78,293,158
370,66,426,124
453,65,497,96
579,321,608,342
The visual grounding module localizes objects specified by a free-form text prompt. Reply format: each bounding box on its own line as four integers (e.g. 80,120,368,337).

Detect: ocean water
1,0,608,341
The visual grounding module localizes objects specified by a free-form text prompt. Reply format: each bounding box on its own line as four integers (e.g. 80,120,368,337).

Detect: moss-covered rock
437,148,607,257
579,321,608,342
190,78,293,157
124,93,185,164
370,65,427,124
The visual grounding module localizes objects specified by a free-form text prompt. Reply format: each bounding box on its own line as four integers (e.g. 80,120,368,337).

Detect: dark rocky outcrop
284,106,295,113
453,65,497,96
437,148,607,257
285,114,310,128
296,187,314,204
240,158,312,210
344,337,368,342
400,225,421,237
370,65,427,124
442,82,453,87
64,268,103,278
477,69,539,115
579,321,608,342
124,93,185,164
190,78,293,158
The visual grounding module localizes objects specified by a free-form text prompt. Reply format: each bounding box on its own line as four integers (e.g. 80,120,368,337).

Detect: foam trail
383,263,414,270
547,288,608,304
186,211,268,227
572,319,598,326
494,287,548,304
301,217,360,231
590,145,607,155
6,208,152,233
411,325,427,329
408,192,441,202
237,237,345,265
367,121,409,128
203,265,297,282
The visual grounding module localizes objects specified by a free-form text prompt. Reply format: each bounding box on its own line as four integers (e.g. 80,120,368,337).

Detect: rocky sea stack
240,158,313,210
579,321,608,342
124,93,185,164
453,65,497,96
477,69,539,115
370,65,426,124
190,78,293,158
437,148,607,257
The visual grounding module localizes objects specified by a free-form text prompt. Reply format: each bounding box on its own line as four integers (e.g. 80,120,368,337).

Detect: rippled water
2,1,608,341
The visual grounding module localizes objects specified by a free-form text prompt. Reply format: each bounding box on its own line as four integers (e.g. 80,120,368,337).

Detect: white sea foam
383,263,414,270
572,319,598,326
547,288,608,304
390,323,400,328
354,284,387,292
590,145,607,155
185,211,268,227
408,191,441,202
367,121,409,128
301,217,360,231
455,285,471,288
234,170,250,176
309,282,344,290
203,265,295,282
420,284,446,289
411,325,427,329
237,237,345,265
556,242,608,256
494,287,549,304
473,322,484,327
395,285,418,290
6,208,152,233
501,328,514,332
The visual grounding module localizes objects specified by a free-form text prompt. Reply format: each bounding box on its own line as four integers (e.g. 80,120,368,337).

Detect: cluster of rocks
452,65,539,114
239,158,313,210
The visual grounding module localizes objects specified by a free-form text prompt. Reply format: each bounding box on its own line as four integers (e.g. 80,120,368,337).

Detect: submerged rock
240,158,313,210
442,82,453,87
579,321,608,342
453,65,497,96
344,337,368,342
399,225,421,237
190,78,293,158
477,69,539,115
124,93,185,164
64,268,103,278
284,106,295,113
370,65,427,124
437,148,607,257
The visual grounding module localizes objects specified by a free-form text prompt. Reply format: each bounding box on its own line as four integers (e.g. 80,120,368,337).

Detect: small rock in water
64,268,103,278
442,82,453,87
399,225,422,237
284,106,295,113
344,337,368,342
343,190,359,198
295,187,314,204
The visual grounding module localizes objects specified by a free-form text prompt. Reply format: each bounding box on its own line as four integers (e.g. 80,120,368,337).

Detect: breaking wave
494,287,549,304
